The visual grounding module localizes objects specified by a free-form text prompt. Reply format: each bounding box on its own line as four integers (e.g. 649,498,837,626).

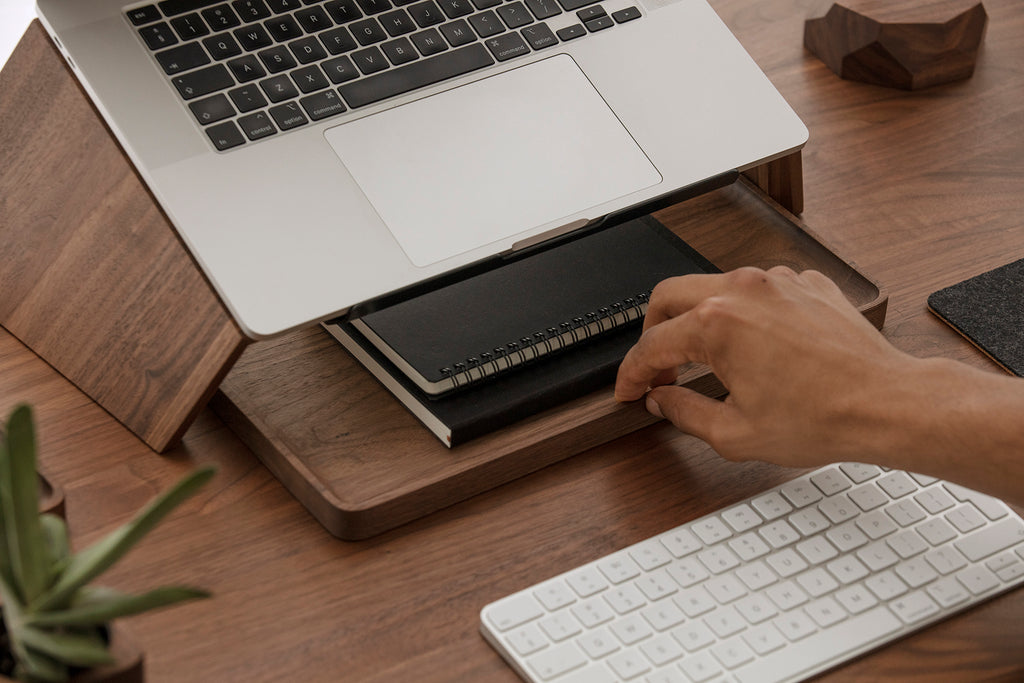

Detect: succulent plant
0,404,212,682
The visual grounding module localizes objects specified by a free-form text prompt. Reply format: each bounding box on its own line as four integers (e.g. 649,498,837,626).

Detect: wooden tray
213,178,886,539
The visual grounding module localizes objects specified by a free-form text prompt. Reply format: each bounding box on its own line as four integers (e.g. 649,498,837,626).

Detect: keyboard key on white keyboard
646,668,688,683
751,492,793,520
955,565,999,595
887,529,929,558
598,553,642,584
667,558,709,588
826,521,868,552
865,569,908,600
825,555,870,584
805,596,847,628
670,620,716,652
760,519,801,549
924,546,968,575
818,494,858,524
605,584,646,614
780,480,823,508
550,664,616,683
848,483,888,511
538,612,581,642
945,504,987,533
487,594,544,631
742,622,787,655
711,637,756,669
885,498,927,527
796,535,839,565
704,605,747,638
705,574,748,604
635,569,678,602
954,517,1024,561
773,610,817,641
857,540,900,571
734,593,778,624
877,471,918,499
526,641,587,680
505,623,547,656
788,508,831,536
534,580,576,611
609,613,652,645
692,517,733,545
995,562,1024,582
765,580,809,611
730,532,772,561
810,467,852,496
566,566,608,598
606,648,650,679
576,627,619,658
572,598,614,628
722,503,763,532
834,583,878,614
855,510,898,539
630,539,673,571
926,576,970,608
698,546,741,574
640,633,684,666
890,589,940,624
796,567,839,597
766,548,809,577
640,601,686,631
678,650,722,682
735,560,778,591
839,462,881,483
674,586,716,617
915,517,957,546
914,487,955,514
894,557,939,588
659,527,703,558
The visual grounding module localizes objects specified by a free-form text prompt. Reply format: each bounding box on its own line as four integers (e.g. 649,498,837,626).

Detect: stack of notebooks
325,215,717,446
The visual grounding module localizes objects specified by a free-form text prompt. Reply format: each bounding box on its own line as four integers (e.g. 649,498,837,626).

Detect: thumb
645,385,730,445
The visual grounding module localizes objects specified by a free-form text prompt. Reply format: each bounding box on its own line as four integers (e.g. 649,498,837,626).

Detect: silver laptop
36,0,807,339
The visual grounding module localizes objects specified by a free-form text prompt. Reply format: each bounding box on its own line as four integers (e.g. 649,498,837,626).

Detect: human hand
614,266,916,467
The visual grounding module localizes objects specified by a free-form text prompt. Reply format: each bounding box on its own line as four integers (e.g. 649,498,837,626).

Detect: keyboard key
156,42,211,74
609,613,651,645
411,28,450,55
849,483,888,511
357,0,393,13
825,555,869,584
916,517,957,546
172,63,234,99
734,593,777,624
237,110,277,139
729,532,771,562
855,510,897,540
265,15,303,41
227,54,266,81
865,569,908,600
299,89,347,119
772,610,817,642
204,33,243,59
697,546,740,575
292,64,330,91
234,23,274,50
611,6,640,22
171,13,210,40
128,5,162,25
805,596,846,628
437,0,475,18
505,623,547,656
321,54,359,84
228,84,268,111
780,480,823,509
498,2,534,28
926,576,970,607
604,584,646,614
765,548,808,578
818,494,857,524
439,19,476,46
290,36,328,63
533,580,575,611
954,517,1024,561
722,504,762,532
944,483,1009,521
571,598,614,627
526,642,587,681
407,0,446,26
485,32,530,60
556,23,586,40
946,504,987,533
765,580,808,611
691,517,733,545
890,589,939,624
520,24,557,50
711,637,755,669
834,583,878,614
924,545,968,575
796,567,839,597
640,633,684,667
139,22,180,50
203,4,242,30
751,492,792,521
857,540,900,571
795,536,838,565
887,529,928,559
705,574,747,604
673,586,715,617
914,487,955,514
826,521,869,552
232,0,272,21
885,498,927,527
295,6,333,32
810,468,852,496
839,462,881,483
538,612,581,642
468,10,504,37
635,569,677,601
261,74,299,101
525,0,561,19
666,558,708,588
877,471,918,499
607,648,650,679
206,120,246,149
576,627,618,658
659,527,702,558
487,594,544,631
742,623,786,655
268,101,309,129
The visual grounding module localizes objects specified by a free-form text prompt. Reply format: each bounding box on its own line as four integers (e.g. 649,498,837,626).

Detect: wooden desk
2,0,1022,679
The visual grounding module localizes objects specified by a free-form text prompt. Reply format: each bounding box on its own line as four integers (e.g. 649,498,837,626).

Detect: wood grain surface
0,22,246,453
2,0,1023,680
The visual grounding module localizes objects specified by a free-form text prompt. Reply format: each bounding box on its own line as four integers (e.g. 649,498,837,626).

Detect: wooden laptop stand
0,22,883,539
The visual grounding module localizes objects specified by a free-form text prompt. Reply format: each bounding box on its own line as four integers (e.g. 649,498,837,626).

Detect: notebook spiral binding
438,292,651,390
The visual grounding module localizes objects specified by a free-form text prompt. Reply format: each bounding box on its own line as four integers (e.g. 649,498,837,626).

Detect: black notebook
324,215,717,446
928,258,1024,377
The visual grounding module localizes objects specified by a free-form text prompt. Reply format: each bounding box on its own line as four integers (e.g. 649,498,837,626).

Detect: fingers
614,309,709,401
645,385,734,448
642,272,738,331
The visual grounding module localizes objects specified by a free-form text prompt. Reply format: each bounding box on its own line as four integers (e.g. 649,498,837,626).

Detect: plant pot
0,622,143,683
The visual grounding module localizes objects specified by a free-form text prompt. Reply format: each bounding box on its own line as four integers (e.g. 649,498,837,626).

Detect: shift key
954,517,1024,562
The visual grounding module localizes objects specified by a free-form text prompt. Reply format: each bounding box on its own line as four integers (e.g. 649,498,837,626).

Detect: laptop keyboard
126,0,643,151
480,463,1024,682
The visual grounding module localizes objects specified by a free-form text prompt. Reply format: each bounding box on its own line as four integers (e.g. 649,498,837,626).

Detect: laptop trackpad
324,54,662,267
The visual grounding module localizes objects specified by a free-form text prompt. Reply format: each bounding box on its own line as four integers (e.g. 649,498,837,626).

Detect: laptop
36,0,807,339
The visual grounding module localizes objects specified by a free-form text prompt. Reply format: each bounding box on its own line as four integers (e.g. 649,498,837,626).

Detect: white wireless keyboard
480,463,1024,683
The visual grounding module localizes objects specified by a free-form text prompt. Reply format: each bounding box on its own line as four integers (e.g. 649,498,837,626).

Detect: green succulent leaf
26,585,210,627
33,466,215,612
0,404,49,604
40,513,70,571
19,625,115,669
13,646,69,683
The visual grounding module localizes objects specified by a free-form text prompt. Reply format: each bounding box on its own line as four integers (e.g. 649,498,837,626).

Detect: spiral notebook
324,216,717,445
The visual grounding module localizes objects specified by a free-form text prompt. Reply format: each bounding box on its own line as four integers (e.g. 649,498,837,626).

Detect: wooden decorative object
0,22,248,453
214,178,886,540
38,472,66,519
804,0,987,90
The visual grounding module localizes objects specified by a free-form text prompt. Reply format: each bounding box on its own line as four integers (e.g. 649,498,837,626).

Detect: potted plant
1,404,213,682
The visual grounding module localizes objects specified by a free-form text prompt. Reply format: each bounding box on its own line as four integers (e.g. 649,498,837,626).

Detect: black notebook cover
325,215,718,446
927,258,1024,377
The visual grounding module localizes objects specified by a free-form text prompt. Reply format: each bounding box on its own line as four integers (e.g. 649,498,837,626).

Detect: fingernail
645,394,663,419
